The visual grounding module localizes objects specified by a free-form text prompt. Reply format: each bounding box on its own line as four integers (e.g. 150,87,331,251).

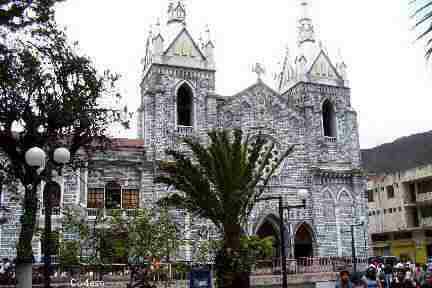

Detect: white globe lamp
25,147,46,167
297,189,308,201
53,147,70,164
360,215,367,225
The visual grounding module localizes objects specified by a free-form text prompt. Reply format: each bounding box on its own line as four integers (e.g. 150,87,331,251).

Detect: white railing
417,191,432,202
421,217,432,227
324,136,337,143
252,257,369,275
177,125,193,137
86,208,139,218
41,206,62,216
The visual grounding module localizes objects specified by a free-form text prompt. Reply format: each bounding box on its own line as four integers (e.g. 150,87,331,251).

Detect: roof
109,138,145,151
361,130,432,174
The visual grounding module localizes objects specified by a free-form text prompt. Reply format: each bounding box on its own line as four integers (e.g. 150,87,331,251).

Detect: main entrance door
294,224,314,258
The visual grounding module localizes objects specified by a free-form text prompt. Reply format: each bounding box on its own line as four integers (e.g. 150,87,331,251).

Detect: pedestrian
384,264,394,288
365,265,382,288
351,272,367,288
336,269,353,288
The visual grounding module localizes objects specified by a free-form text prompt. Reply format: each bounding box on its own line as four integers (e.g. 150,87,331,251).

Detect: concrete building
0,0,367,262
366,158,432,264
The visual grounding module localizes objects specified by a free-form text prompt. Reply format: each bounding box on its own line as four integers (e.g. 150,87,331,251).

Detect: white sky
55,0,432,149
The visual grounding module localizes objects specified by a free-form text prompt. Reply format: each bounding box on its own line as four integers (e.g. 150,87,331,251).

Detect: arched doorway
294,223,314,258
256,217,280,257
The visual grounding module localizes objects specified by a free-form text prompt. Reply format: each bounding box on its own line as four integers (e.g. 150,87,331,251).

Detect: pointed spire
167,0,187,25
204,24,214,47
154,18,162,37
298,0,315,46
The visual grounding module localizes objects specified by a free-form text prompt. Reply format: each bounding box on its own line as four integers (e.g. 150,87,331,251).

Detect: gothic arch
322,99,337,138
336,188,353,202
321,187,336,204
293,221,318,258
254,214,285,258
175,81,195,127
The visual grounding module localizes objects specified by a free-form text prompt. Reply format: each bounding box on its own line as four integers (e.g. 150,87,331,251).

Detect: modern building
0,0,367,262
364,131,432,264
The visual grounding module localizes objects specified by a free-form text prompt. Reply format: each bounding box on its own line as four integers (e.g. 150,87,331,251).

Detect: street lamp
349,215,367,273
25,146,70,288
95,221,111,281
256,189,308,288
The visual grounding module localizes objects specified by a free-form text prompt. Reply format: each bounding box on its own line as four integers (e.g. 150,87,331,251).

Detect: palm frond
411,0,432,59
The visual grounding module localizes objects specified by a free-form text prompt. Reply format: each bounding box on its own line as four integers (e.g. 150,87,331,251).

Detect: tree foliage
0,0,65,30
0,0,128,263
156,129,294,288
411,0,432,59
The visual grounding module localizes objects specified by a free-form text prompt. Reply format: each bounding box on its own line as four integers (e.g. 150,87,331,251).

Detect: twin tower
137,0,366,258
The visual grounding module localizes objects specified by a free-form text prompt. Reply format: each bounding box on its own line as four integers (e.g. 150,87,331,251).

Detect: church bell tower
137,0,216,160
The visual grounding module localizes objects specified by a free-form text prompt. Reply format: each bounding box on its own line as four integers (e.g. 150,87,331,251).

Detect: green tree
0,0,65,30
156,129,294,288
0,2,127,285
411,0,432,58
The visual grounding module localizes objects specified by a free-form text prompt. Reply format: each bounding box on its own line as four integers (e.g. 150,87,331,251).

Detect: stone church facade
0,0,368,261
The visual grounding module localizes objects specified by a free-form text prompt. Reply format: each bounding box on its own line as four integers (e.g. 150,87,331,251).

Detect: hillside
361,130,432,174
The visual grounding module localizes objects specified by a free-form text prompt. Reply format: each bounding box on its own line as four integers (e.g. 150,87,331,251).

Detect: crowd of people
0,258,15,284
336,262,432,288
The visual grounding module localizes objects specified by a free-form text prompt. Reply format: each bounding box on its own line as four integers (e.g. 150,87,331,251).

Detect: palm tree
412,0,432,58
155,129,294,288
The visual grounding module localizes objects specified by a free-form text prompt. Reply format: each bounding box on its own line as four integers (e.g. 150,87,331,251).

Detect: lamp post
256,189,308,288
348,216,367,273
25,146,70,288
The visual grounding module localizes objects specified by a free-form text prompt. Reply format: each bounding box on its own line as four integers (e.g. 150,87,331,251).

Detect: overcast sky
55,0,432,149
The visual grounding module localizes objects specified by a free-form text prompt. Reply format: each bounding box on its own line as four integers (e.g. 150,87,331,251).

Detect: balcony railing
324,136,337,144
41,207,62,216
86,208,139,218
421,217,432,227
177,125,193,137
417,191,432,202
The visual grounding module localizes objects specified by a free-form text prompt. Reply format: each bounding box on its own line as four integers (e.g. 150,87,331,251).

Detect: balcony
41,207,62,216
421,217,432,227
177,125,193,137
417,191,432,203
86,208,139,219
324,136,337,144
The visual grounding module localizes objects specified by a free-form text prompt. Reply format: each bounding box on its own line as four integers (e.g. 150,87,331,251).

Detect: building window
105,181,121,209
87,188,104,208
322,100,337,138
384,209,387,214
368,190,374,202
177,83,193,126
419,179,432,194
122,189,139,209
399,207,402,212
387,186,395,199
87,183,139,210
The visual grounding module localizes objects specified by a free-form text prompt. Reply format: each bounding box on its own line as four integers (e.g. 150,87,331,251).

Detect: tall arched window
177,83,193,127
322,100,337,138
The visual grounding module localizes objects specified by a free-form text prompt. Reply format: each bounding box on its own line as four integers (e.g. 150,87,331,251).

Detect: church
0,0,368,262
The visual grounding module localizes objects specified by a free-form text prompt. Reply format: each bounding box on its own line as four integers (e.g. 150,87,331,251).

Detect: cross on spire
252,63,266,81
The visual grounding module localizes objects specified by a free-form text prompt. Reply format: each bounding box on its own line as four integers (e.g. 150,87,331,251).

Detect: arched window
177,83,193,127
322,100,337,138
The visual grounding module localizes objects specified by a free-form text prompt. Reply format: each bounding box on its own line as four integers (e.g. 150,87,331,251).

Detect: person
351,272,367,288
391,264,416,288
336,269,353,288
384,264,394,288
365,265,382,288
